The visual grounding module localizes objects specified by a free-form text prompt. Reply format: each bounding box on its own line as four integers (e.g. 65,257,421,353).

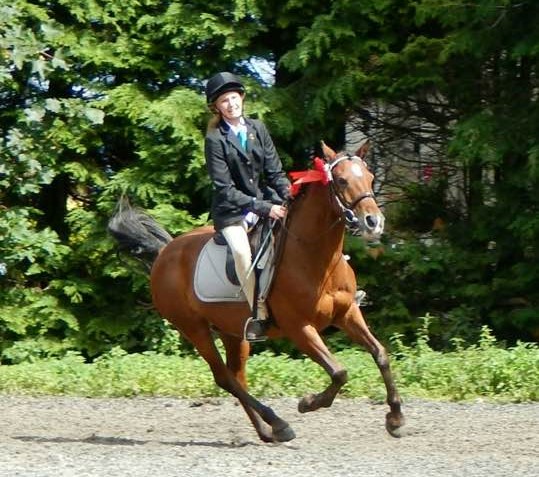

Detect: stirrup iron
243,317,269,342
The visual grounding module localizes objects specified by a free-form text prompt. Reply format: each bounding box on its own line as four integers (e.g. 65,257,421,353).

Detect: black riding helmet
205,72,245,104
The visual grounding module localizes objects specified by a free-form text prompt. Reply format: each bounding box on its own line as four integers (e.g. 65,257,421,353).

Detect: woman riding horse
109,138,405,443
205,72,291,341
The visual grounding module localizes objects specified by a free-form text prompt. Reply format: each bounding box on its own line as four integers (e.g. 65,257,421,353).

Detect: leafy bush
390,317,539,402
0,322,536,402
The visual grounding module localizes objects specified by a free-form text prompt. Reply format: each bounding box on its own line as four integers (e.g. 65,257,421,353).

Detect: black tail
107,197,173,266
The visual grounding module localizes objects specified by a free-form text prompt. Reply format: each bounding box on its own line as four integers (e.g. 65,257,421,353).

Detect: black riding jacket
204,117,291,230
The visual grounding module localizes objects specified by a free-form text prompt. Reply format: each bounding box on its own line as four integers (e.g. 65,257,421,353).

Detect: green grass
0,324,537,402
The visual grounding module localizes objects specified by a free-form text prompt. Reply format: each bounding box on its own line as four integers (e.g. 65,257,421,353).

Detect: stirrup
243,317,269,342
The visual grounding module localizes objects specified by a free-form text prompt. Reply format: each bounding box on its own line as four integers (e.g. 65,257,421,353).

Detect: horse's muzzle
347,212,385,239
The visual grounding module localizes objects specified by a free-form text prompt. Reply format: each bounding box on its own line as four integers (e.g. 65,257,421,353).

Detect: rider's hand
269,204,287,220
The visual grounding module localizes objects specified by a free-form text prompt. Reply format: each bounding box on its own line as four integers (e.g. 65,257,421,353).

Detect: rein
279,205,343,245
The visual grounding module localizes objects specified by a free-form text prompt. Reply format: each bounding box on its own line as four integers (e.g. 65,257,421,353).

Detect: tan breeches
221,222,268,319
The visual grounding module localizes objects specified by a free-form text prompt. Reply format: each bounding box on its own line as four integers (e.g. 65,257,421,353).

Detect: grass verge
0,324,536,402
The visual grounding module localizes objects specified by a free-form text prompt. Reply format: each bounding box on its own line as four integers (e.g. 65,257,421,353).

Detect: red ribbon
289,157,330,197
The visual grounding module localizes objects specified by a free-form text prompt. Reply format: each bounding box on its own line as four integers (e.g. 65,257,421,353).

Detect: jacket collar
219,118,256,158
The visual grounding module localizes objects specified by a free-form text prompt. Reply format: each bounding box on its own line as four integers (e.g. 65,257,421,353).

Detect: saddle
193,220,277,303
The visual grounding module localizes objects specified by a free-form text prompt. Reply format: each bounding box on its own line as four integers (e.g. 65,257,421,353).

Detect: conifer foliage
1,1,538,362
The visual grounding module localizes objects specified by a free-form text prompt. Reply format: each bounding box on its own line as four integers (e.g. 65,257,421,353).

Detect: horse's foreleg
220,334,274,443
337,307,405,437
287,324,348,413
182,325,295,443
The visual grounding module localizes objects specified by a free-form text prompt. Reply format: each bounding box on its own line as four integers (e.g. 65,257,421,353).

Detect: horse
108,141,405,443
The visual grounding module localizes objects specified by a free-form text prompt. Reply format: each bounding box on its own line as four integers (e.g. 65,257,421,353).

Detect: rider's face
215,91,244,124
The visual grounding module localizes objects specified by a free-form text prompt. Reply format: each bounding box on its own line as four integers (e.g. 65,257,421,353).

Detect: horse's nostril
365,214,378,229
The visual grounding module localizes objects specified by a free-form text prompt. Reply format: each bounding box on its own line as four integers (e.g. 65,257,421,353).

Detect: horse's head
321,140,385,239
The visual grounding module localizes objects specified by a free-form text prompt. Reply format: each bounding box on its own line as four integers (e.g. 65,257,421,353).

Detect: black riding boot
244,300,270,342
244,317,270,342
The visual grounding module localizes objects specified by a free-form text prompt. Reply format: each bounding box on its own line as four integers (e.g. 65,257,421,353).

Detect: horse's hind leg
220,334,274,443
337,307,405,437
180,324,295,443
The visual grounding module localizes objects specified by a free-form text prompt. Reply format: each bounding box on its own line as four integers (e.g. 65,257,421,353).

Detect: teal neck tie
237,130,247,150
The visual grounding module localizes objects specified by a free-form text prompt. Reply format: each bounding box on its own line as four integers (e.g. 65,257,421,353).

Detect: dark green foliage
0,1,226,361
388,179,456,233
345,235,487,348
1,1,538,364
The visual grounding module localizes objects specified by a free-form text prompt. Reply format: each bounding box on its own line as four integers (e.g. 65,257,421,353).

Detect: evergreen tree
274,0,539,341
0,1,272,360
1,1,537,362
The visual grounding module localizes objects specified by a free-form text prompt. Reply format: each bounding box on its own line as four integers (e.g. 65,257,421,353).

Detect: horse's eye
336,177,348,188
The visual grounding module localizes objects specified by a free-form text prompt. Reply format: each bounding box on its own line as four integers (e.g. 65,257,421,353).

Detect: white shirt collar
224,116,247,135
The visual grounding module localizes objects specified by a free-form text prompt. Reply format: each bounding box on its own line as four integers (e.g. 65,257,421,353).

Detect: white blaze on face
351,162,363,177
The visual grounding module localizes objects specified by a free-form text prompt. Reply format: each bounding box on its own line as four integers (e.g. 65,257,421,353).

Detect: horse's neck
286,184,345,260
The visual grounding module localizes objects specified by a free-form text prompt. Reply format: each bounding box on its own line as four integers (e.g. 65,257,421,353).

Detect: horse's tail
107,197,173,267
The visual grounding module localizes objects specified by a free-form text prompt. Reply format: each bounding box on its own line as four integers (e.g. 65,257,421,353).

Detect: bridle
326,154,376,231
281,152,378,242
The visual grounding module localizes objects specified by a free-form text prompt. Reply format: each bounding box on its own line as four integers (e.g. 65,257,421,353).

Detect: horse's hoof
258,430,275,443
298,394,315,413
385,412,405,438
272,423,296,442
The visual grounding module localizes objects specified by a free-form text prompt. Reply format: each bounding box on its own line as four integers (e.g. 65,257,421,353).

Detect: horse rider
204,72,291,341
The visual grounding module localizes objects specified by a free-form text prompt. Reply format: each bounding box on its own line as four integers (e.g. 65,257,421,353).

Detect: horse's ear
355,139,371,160
321,140,336,161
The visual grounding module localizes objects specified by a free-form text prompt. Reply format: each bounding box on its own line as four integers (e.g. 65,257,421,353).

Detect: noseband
327,154,376,229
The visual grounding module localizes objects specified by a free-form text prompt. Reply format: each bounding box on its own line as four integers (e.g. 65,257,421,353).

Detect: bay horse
108,141,404,442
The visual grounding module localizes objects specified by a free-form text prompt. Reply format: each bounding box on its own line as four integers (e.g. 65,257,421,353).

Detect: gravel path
1,396,537,476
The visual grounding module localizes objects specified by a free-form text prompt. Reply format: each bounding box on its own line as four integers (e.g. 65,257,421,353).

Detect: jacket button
249,178,254,183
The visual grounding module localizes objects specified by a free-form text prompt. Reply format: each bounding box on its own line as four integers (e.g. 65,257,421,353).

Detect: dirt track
1,396,537,477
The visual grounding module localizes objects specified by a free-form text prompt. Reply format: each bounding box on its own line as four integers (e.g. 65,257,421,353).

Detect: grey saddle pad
193,237,274,303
